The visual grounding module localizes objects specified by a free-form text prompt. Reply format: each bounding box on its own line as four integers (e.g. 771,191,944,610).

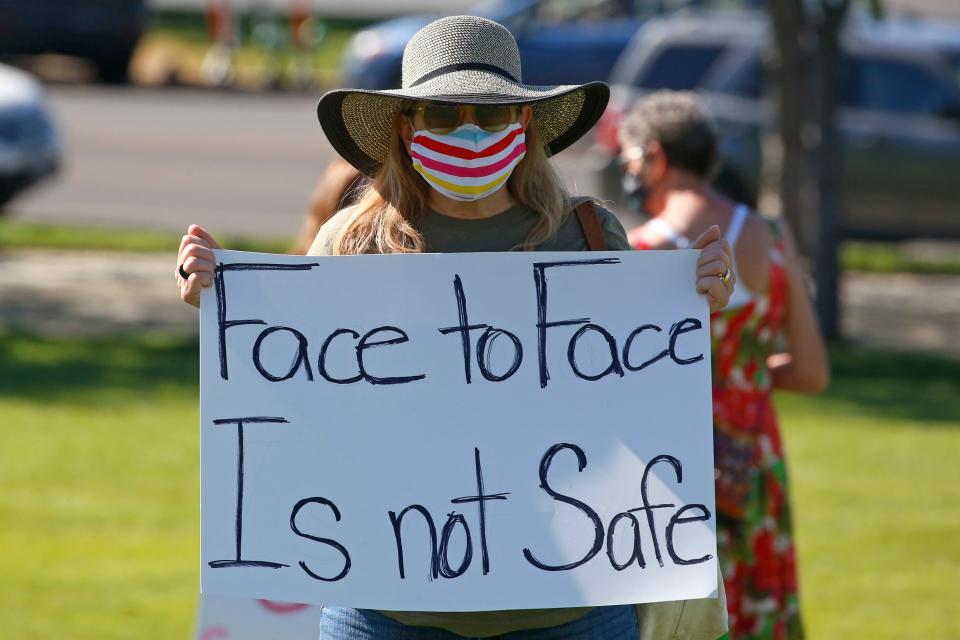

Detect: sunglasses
619,146,647,164
407,103,519,135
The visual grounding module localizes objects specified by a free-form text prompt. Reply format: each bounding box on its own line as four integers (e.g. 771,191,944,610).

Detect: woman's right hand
176,224,222,309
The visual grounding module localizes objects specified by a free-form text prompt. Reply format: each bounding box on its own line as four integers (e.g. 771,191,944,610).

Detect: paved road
10,86,342,235
9,86,608,236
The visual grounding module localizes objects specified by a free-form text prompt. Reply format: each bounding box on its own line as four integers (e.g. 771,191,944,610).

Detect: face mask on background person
620,145,651,216
622,170,652,216
409,122,527,202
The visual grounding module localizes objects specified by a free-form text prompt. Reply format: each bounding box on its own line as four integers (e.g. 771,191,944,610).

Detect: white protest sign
200,249,717,611
195,596,321,640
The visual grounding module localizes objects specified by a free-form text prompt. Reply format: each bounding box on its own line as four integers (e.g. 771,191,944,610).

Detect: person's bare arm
768,221,830,393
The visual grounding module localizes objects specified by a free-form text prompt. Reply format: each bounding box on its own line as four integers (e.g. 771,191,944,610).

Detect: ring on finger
717,268,731,286
178,263,190,280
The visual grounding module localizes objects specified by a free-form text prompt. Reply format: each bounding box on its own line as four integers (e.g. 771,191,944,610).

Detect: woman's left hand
692,225,735,312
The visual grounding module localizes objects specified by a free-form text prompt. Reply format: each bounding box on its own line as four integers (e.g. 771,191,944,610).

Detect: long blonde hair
330,108,572,255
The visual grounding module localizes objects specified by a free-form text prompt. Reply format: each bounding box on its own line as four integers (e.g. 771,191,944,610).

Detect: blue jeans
318,606,639,639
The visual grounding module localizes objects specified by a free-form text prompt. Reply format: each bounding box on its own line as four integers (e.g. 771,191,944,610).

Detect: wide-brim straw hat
317,15,609,177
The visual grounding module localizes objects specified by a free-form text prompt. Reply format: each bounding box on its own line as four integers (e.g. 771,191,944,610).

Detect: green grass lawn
1,334,958,638
776,348,960,638
0,222,292,255
0,335,200,638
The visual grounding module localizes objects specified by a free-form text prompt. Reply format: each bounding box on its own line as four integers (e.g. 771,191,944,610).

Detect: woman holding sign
177,16,734,640
620,91,829,640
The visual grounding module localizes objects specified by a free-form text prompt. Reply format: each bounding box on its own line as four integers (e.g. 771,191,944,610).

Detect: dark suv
593,12,960,239
0,0,148,83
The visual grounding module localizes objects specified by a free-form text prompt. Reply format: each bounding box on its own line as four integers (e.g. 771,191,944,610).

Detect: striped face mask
409,122,527,202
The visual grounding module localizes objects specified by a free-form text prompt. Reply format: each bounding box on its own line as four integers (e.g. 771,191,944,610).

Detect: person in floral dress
619,91,830,639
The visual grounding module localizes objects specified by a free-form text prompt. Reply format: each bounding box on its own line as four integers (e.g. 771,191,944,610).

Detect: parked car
0,0,148,83
0,64,61,211
341,0,763,89
593,11,960,239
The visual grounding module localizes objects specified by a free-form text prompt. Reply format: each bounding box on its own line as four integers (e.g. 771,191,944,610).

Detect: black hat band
410,63,520,88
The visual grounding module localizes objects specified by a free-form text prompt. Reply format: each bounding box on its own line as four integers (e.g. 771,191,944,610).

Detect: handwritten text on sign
200,250,717,611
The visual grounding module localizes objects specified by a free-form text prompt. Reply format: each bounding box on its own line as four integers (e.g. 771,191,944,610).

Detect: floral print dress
630,208,803,640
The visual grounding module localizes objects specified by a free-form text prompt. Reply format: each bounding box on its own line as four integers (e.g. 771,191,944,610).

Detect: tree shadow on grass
0,332,198,403
2,333,958,424
814,344,960,425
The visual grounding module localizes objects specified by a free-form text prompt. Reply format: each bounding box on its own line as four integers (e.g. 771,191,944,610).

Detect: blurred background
0,0,958,638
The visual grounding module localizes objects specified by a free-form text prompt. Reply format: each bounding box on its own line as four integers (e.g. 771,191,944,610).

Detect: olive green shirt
309,199,630,255
308,200,728,639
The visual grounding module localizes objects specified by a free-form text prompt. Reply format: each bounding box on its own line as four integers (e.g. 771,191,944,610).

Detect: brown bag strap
574,200,608,251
